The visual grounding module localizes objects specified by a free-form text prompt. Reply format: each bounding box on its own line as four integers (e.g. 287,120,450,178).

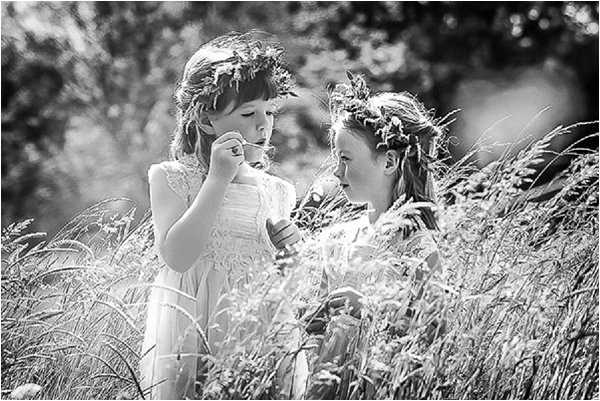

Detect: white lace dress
139,155,299,399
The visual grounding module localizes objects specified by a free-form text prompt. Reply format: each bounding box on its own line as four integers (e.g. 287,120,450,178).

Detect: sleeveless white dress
139,154,302,399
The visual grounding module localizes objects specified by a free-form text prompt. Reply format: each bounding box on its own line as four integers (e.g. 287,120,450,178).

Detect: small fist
303,303,329,335
207,131,244,183
266,218,301,250
326,287,364,319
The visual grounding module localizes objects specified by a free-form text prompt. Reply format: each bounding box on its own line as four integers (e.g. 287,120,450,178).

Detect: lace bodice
151,154,296,285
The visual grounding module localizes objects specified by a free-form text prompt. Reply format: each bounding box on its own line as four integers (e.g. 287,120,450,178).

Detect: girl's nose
333,159,344,179
256,112,268,132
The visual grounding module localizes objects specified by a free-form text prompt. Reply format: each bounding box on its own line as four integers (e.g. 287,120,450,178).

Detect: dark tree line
292,2,598,140
1,1,598,233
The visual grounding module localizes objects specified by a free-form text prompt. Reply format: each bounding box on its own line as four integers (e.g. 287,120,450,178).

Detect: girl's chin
344,194,371,206
342,191,364,205
341,186,369,204
243,147,264,163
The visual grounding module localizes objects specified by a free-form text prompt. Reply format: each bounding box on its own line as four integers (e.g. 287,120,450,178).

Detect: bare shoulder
148,162,168,184
148,162,179,194
148,160,188,179
147,162,186,205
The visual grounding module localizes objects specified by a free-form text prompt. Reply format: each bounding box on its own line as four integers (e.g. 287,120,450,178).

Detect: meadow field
1,123,597,400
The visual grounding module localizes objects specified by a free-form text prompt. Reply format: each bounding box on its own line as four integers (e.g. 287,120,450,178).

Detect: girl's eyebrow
239,99,261,107
239,101,274,109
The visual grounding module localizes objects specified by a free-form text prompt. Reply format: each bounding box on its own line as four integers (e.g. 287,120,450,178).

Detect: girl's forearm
161,176,228,272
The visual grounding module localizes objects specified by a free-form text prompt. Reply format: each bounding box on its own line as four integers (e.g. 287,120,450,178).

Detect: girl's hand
207,131,245,183
266,218,301,250
303,303,328,335
304,287,364,335
326,286,364,319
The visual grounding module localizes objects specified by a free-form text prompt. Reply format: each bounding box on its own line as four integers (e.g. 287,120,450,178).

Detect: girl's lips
241,139,266,150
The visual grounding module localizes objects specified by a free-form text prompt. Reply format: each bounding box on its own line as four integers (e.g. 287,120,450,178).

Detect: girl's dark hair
170,46,278,171
331,92,441,231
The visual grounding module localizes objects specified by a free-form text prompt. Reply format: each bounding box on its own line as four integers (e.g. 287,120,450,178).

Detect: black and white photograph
1,2,598,400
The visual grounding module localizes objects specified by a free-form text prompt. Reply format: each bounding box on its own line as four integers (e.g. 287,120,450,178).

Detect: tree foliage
293,2,598,116
2,5,75,230
1,1,598,233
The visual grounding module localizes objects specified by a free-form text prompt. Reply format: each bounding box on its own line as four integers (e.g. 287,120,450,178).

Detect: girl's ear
198,113,216,136
383,150,401,176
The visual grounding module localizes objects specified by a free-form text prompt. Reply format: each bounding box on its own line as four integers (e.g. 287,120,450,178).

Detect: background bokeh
2,1,598,235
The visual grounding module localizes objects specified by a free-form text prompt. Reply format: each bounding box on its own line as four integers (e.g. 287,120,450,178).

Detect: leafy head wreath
181,30,296,116
174,30,296,169
329,71,440,166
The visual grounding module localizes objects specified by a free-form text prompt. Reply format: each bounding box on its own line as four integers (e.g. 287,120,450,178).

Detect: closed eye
241,111,274,117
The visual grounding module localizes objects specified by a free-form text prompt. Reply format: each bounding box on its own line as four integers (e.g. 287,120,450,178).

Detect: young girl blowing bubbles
139,31,303,399
303,72,445,398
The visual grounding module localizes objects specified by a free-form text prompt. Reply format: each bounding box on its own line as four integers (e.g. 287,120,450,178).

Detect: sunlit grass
1,123,598,399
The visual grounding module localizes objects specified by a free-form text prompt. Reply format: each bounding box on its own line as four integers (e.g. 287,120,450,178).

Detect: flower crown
330,71,416,151
187,31,295,112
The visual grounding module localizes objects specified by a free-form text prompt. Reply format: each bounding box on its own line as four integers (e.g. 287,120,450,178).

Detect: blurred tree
1,1,313,233
1,1,597,234
2,2,194,231
1,4,78,230
292,1,598,146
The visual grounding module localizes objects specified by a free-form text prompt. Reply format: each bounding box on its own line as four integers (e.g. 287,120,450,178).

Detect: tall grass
1,123,598,399
1,201,156,399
